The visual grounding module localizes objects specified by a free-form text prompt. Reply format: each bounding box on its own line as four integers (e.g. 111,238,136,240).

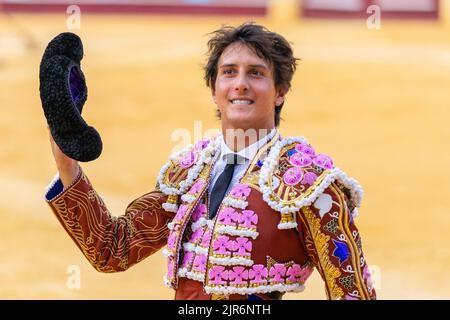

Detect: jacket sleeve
297,182,377,300
45,168,174,273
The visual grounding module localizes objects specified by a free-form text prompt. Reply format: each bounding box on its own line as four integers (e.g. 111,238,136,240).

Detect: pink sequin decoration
225,239,238,252
238,210,258,229
235,237,252,256
228,266,249,285
213,235,231,255
194,139,210,151
303,171,318,185
269,264,287,283
283,167,303,186
167,232,177,250
295,143,316,156
229,184,251,199
248,265,268,284
173,204,189,223
181,251,194,268
217,207,239,226
201,230,212,247
313,154,334,170
191,203,207,222
193,255,207,273
209,266,229,285
180,151,196,169
286,264,302,282
289,152,313,167
188,179,205,195
167,258,174,277
188,227,204,243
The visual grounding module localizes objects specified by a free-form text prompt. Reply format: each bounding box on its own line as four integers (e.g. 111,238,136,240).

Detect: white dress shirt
208,128,277,197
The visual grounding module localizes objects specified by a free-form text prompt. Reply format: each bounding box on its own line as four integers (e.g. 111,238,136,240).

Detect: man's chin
224,117,255,130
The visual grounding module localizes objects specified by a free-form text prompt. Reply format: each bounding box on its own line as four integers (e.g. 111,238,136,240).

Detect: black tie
209,154,238,219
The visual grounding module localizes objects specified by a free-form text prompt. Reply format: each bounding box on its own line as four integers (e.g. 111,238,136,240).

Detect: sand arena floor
0,12,449,299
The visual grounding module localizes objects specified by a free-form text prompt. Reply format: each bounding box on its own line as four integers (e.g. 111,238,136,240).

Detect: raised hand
40,32,102,162
47,126,80,188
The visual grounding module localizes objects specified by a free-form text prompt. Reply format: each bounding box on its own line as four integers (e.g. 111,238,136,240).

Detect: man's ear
275,88,287,107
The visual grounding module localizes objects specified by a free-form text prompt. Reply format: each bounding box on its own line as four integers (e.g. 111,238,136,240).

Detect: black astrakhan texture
39,32,102,162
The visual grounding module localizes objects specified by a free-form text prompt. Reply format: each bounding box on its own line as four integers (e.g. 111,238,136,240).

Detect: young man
45,23,376,300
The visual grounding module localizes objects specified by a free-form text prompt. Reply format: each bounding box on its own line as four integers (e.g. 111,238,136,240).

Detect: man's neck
221,126,275,152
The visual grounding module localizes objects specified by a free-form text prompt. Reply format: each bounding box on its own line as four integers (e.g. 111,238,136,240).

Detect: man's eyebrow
219,63,237,68
219,63,269,69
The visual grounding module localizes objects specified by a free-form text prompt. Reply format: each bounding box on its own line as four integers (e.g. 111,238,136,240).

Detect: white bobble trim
204,283,306,296
158,137,220,197
162,248,173,258
167,221,177,231
184,271,206,282
278,221,298,230
209,256,254,266
177,268,188,277
191,218,208,232
183,242,196,252
194,246,209,255
181,194,196,203
162,203,178,213
222,197,248,209
215,225,259,239
163,275,173,288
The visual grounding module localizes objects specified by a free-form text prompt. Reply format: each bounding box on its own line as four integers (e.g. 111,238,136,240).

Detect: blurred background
0,0,449,299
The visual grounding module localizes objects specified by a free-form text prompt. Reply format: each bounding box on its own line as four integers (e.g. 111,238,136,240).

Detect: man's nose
234,73,249,92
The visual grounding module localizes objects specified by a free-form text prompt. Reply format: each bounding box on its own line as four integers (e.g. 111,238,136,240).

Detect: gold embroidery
270,168,331,205
280,212,295,224
264,142,334,206
241,131,280,189
303,231,319,267
324,219,338,235
282,186,292,201
276,182,285,198
118,256,128,270
339,274,355,291
301,206,344,299
240,172,260,191
166,194,178,205
125,193,170,242
330,184,370,300
167,162,215,287
356,238,362,251
50,173,169,272
163,162,188,189
211,294,229,300
87,190,96,202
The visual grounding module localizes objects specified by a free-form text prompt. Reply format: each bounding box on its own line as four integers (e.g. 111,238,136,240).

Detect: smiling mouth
230,99,254,105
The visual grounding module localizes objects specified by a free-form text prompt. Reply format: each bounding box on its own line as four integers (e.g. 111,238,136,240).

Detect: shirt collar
219,128,277,164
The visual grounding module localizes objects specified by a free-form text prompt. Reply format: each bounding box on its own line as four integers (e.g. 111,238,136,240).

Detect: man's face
212,42,285,132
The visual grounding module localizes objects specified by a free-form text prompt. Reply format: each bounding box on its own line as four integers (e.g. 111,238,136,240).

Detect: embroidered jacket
45,133,376,300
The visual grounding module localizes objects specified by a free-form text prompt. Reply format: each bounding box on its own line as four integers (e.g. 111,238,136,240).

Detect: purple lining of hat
69,66,84,105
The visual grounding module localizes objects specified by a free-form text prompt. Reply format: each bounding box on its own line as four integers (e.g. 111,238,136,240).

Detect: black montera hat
39,32,102,162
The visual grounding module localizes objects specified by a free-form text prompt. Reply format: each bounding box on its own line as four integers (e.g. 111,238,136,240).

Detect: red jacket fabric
45,133,376,300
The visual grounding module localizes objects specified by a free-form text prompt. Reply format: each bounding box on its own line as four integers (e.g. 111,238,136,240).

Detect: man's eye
223,69,234,74
251,70,263,76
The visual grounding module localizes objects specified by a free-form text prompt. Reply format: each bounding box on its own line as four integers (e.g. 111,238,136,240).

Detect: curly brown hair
204,22,298,127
